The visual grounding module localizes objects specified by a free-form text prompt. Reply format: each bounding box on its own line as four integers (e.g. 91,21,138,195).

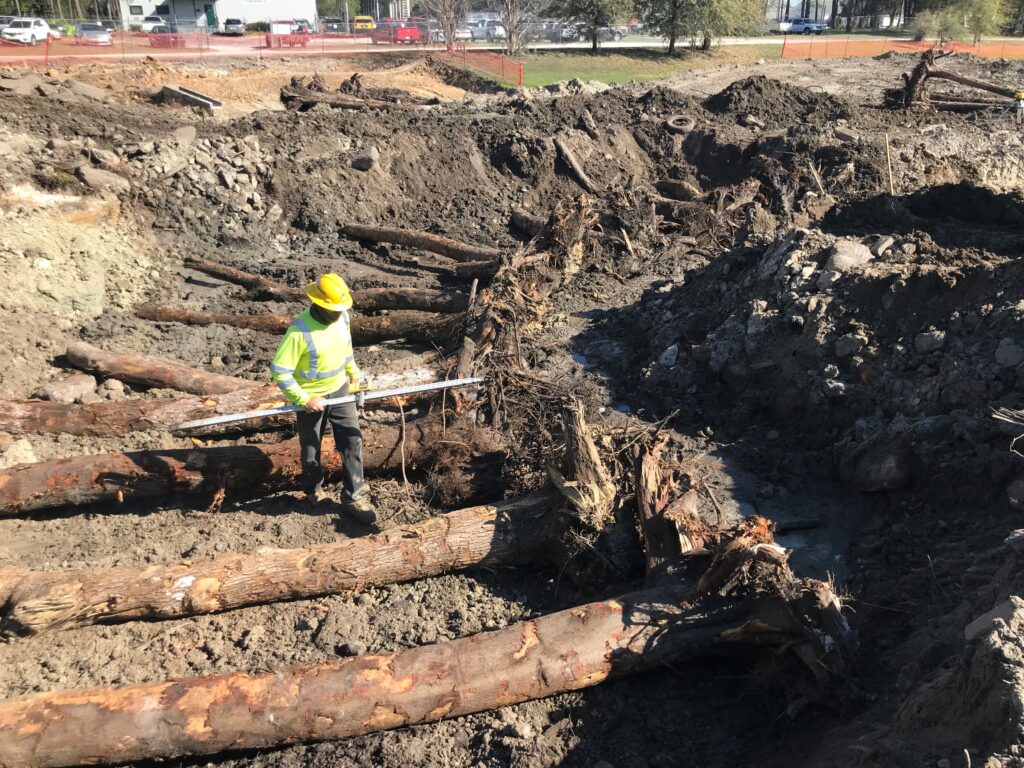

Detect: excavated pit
0,53,1023,768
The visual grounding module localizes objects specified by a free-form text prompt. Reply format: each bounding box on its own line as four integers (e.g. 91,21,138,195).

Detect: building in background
117,0,318,29
359,0,411,20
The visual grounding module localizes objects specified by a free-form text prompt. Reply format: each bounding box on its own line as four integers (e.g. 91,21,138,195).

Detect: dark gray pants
296,383,365,501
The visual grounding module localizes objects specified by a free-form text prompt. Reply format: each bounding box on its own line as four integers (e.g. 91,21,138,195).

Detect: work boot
341,494,377,526
306,488,335,509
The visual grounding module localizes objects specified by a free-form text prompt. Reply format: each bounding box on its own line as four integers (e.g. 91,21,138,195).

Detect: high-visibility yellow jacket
270,308,360,406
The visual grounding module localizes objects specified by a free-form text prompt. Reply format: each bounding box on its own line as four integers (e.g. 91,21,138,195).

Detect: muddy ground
1,51,1023,768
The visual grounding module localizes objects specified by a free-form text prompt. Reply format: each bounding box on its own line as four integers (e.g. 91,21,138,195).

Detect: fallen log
554,136,599,195
0,384,287,438
510,207,546,237
0,493,555,635
341,222,502,264
281,78,425,111
0,413,492,515
0,518,849,768
136,306,459,345
0,366,444,439
655,179,706,201
183,256,304,302
65,341,253,396
183,256,470,313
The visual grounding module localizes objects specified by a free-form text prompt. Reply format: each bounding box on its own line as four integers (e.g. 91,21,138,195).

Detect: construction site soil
1,51,1024,768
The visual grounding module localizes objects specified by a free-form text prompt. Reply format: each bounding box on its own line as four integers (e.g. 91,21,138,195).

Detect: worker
270,273,377,525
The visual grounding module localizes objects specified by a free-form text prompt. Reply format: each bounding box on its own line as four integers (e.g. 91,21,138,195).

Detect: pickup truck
370,21,419,44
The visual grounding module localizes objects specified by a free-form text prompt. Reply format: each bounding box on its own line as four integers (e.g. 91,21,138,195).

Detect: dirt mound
704,75,853,127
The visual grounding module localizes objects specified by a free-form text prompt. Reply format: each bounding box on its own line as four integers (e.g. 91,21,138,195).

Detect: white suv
484,19,506,40
787,18,826,34
141,15,166,32
1,18,52,45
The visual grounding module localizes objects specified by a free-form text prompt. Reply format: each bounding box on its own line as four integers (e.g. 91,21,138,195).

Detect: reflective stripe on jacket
269,308,360,405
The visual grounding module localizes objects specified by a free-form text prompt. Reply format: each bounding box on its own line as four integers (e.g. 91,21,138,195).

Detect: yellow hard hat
306,273,353,311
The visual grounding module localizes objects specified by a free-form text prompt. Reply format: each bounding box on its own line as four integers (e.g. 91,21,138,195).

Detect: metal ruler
174,377,484,432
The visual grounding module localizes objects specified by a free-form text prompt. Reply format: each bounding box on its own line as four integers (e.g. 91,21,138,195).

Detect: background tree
562,0,631,50
500,0,548,54
640,0,760,52
424,0,468,49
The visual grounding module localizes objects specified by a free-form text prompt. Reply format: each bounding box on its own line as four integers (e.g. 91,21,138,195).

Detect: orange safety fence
0,31,527,82
437,45,523,87
781,35,1024,61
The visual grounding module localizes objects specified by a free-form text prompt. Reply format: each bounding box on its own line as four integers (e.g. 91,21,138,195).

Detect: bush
246,21,269,32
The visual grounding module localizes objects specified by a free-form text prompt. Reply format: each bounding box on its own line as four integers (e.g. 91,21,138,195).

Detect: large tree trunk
340,223,503,263
183,257,470,313
0,493,555,635
65,342,254,396
0,575,846,768
0,414,495,515
0,384,288,437
0,366,446,438
136,306,459,345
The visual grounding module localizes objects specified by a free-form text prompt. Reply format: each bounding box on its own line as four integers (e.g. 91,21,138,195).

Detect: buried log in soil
0,517,849,768
340,222,503,264
136,306,460,345
0,414,501,514
65,341,254,396
0,493,555,636
183,256,470,313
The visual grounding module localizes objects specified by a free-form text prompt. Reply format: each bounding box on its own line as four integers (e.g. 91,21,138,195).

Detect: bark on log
136,306,459,345
183,257,470,313
65,341,253,396
0,493,556,635
280,81,424,111
554,137,599,195
0,414,486,515
0,579,845,768
340,223,502,264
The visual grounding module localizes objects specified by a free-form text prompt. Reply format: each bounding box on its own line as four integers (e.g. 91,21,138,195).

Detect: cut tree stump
0,413,495,515
65,341,254,396
0,516,850,768
0,493,556,635
184,256,470,312
136,306,459,345
341,222,503,263
902,50,1019,108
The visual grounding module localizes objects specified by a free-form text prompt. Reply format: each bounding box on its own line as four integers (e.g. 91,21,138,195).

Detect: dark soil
1,53,1024,768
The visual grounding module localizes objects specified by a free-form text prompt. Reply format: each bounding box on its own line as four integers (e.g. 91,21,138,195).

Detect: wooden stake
885,132,895,196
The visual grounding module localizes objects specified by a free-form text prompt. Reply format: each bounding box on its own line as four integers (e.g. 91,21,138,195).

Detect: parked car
222,18,245,35
484,19,506,40
353,15,375,30
547,22,578,42
74,21,112,45
0,16,14,30
428,21,445,43
140,15,165,32
370,21,419,43
468,20,487,39
1,18,53,45
294,18,312,33
100,19,117,31
577,24,626,41
322,17,347,33
452,26,472,41
786,17,826,34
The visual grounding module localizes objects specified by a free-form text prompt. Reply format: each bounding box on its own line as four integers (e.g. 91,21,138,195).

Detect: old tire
664,115,696,135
